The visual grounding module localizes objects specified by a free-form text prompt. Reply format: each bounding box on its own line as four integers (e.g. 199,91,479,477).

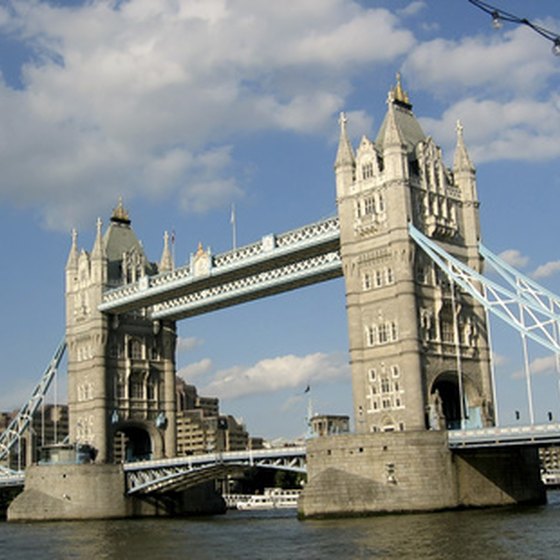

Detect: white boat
234,488,300,510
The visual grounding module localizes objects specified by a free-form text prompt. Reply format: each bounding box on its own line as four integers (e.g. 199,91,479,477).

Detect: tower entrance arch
113,422,164,462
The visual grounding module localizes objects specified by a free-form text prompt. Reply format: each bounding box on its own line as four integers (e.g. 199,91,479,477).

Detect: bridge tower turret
336,76,494,434
65,200,177,463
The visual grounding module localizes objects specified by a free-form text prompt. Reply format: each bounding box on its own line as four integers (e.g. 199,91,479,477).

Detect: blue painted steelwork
124,446,307,495
0,340,66,465
409,224,560,354
480,243,560,315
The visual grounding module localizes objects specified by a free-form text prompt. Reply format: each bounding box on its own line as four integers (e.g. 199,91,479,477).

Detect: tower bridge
4,77,560,520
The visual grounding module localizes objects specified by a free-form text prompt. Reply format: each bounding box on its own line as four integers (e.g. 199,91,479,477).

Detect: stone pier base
299,431,545,518
8,463,225,522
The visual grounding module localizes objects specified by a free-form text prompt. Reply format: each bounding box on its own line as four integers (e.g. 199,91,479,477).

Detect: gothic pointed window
378,323,388,344
385,267,394,285
364,197,375,215
129,338,143,360
366,325,377,347
129,370,144,400
362,162,374,180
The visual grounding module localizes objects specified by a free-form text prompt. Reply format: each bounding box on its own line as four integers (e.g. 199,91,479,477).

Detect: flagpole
231,203,237,250
171,229,176,270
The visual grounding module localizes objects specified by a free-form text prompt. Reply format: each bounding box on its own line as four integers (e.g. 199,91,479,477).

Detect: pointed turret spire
66,228,78,270
91,217,104,259
381,94,406,148
453,120,474,173
335,112,355,168
159,230,174,273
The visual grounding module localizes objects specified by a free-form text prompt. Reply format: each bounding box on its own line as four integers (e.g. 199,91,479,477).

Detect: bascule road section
124,447,306,496
99,216,342,320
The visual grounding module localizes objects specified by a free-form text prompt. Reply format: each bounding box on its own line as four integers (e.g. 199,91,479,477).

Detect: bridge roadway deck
124,446,307,495
0,471,25,489
99,217,342,320
448,422,560,448
4,425,560,492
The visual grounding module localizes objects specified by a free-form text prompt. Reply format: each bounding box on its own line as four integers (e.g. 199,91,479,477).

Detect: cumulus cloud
492,352,508,367
177,358,213,381
511,355,557,380
497,249,529,269
420,95,560,164
202,351,349,400
177,336,204,352
533,260,560,280
404,24,557,97
0,0,414,230
397,2,426,18
404,20,560,163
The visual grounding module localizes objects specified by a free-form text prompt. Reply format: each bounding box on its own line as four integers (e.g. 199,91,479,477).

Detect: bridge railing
448,422,560,448
100,216,340,310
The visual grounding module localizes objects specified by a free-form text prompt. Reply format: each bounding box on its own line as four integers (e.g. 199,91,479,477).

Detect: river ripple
1,491,559,559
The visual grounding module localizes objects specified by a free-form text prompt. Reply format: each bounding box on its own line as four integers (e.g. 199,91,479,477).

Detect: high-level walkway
99,216,341,320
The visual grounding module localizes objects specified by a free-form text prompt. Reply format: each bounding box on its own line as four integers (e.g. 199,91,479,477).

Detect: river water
2,492,560,559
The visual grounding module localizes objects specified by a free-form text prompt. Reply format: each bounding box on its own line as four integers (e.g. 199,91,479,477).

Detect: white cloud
177,358,213,382
202,352,349,400
498,249,529,269
511,355,557,380
403,19,560,164
0,0,415,230
177,336,204,352
492,352,508,367
397,2,426,18
533,260,560,280
404,24,558,96
420,95,560,164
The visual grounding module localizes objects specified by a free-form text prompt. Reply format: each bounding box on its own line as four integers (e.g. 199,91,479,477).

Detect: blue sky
0,0,559,440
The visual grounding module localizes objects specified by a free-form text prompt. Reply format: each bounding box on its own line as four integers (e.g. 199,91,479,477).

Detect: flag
230,204,236,225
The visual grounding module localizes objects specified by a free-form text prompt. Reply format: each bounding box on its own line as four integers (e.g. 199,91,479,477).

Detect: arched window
129,371,144,400
128,338,143,360
362,162,374,180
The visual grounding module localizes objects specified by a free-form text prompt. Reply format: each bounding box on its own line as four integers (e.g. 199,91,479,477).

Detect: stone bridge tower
336,76,494,434
65,200,177,463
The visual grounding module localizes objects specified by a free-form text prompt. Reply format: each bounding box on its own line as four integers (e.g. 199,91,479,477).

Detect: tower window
129,338,143,360
362,162,374,180
364,197,375,215
381,378,390,393
385,267,394,285
129,371,144,400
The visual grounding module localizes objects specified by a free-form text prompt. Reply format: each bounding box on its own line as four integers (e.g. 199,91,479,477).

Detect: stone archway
430,371,486,430
112,422,163,462
431,377,462,429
